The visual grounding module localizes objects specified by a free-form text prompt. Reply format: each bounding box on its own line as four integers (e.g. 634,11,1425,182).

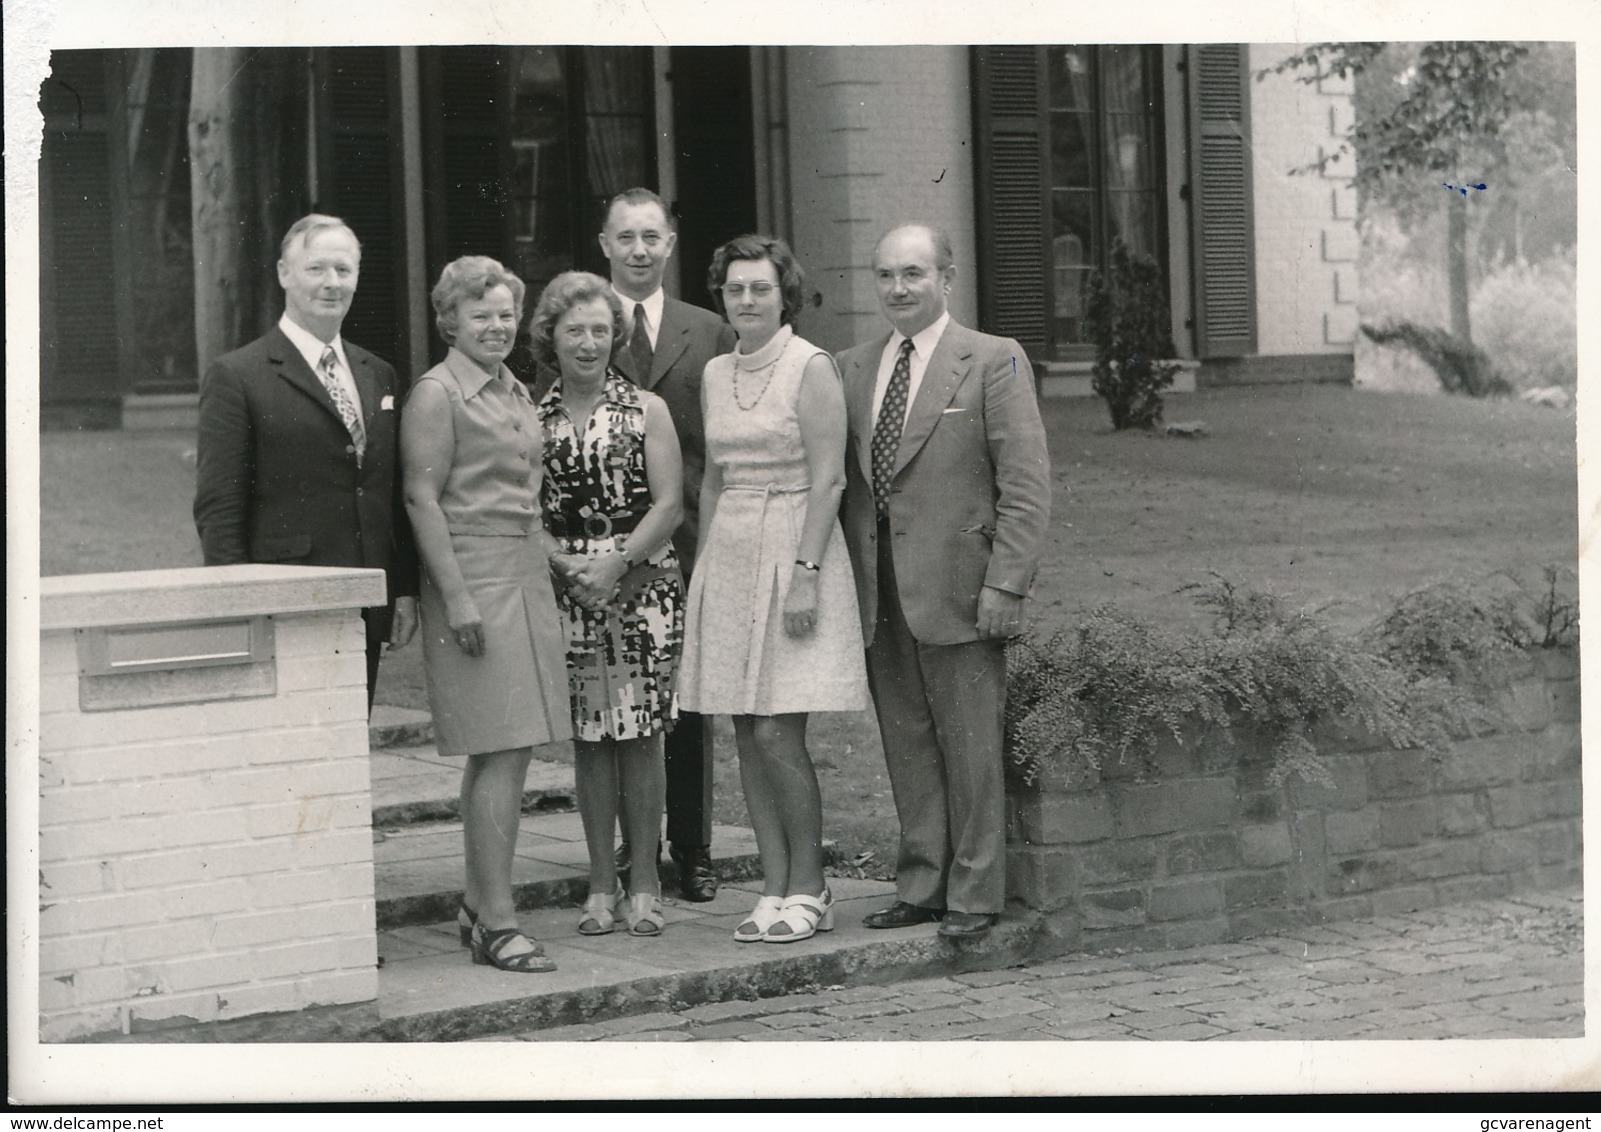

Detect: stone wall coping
41,565,388,630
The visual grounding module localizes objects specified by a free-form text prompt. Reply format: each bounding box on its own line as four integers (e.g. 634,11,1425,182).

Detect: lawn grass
36,384,1578,873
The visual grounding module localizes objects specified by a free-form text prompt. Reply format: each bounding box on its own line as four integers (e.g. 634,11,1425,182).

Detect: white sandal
625,892,665,936
578,883,624,936
735,895,785,943
763,889,834,943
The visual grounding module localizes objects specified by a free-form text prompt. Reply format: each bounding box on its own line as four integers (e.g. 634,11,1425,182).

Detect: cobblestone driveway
513,888,1582,1042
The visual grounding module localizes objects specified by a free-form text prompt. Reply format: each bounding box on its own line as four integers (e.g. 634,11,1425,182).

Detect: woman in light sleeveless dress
401,256,570,975
679,235,867,944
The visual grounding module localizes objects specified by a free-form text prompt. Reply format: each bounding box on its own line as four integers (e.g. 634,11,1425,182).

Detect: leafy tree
1263,43,1531,348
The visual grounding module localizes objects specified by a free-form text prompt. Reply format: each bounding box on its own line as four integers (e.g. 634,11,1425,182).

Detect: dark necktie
318,345,366,462
630,303,654,381
871,338,915,516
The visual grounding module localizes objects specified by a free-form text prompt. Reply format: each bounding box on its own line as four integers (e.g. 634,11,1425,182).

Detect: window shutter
320,48,405,367
1186,44,1257,357
971,46,1050,358
40,50,121,412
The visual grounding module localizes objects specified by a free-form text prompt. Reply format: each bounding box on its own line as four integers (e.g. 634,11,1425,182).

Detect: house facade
38,44,1356,427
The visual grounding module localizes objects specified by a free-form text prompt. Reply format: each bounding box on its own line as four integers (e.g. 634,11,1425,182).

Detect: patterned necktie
629,303,654,381
319,345,366,462
871,338,915,516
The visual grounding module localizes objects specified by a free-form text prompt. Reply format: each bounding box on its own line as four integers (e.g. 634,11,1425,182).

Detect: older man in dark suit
838,223,1051,938
194,213,418,709
600,188,736,902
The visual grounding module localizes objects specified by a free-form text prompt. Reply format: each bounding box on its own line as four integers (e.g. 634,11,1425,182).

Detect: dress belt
548,508,644,540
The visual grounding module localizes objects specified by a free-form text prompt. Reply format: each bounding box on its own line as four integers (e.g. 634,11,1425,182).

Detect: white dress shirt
625,287,666,351
279,313,363,415
870,310,951,429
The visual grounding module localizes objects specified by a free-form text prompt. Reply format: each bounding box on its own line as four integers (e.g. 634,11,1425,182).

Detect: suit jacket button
346,444,356,454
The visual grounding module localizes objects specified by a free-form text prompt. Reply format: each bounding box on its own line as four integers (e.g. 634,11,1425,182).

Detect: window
973,45,1257,363
1048,46,1165,351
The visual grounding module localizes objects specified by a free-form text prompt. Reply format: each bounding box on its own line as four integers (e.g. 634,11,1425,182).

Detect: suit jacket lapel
267,327,345,425
643,299,691,390
347,345,382,435
894,323,970,476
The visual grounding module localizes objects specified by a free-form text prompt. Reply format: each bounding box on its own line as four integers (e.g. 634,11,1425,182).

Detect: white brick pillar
36,565,384,1041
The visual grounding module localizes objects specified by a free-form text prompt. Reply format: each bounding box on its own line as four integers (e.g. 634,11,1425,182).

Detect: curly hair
706,234,806,325
528,271,628,369
430,256,527,346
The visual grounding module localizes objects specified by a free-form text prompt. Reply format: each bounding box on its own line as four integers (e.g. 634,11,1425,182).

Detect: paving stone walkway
508,886,1582,1042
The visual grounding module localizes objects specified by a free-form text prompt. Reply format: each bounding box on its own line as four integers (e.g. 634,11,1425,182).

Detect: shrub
1004,572,1563,789
1471,252,1577,390
1085,239,1181,430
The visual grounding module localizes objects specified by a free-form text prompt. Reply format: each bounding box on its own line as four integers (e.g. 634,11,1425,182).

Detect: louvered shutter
40,50,121,411
1186,44,1257,357
320,48,405,366
972,47,1051,359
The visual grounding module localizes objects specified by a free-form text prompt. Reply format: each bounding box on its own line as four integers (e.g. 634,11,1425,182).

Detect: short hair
877,222,955,271
601,188,676,232
706,234,807,325
430,256,527,346
528,271,629,370
279,213,360,261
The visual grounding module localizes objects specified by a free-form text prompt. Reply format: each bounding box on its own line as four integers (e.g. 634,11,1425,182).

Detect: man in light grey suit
837,223,1052,937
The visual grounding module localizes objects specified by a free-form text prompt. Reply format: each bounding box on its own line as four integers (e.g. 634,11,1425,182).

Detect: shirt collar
444,346,521,402
891,310,951,361
279,313,347,373
623,287,665,335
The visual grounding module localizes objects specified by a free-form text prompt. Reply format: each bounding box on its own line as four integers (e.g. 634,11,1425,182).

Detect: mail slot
78,616,274,675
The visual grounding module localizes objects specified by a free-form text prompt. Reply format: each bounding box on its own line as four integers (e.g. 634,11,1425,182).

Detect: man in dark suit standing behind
194,213,418,709
600,188,735,902
838,223,1051,938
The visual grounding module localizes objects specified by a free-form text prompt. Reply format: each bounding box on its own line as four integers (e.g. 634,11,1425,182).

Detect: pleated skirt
420,533,573,756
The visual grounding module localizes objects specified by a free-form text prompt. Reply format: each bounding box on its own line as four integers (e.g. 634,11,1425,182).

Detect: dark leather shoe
938,911,998,938
863,901,944,929
668,842,719,902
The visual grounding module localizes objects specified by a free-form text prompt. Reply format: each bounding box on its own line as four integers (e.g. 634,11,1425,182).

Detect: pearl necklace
731,327,791,412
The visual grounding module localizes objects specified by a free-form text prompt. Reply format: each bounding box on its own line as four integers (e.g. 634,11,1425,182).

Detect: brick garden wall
38,566,384,1042
1006,649,1581,953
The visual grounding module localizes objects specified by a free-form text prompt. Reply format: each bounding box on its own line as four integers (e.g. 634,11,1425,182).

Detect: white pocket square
381,395,395,411
942,406,965,414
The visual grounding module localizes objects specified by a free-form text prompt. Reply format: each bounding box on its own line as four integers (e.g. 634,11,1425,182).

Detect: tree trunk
1446,191,1472,344
189,47,250,383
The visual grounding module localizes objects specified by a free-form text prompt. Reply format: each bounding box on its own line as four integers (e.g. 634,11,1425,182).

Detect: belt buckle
581,511,613,539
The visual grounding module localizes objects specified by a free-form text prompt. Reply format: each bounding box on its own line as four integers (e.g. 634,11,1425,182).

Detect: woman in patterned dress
678,235,867,944
402,256,570,974
532,272,685,937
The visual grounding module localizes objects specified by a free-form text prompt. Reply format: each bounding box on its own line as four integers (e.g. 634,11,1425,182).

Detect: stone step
373,809,765,930
371,876,1039,1041
369,704,435,750
369,743,574,828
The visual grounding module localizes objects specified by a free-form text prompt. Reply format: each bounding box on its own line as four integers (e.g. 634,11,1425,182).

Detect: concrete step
371,876,1039,1041
369,704,435,750
370,743,574,827
373,810,764,930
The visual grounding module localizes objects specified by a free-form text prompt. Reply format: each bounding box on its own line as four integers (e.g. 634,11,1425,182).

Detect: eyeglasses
719,282,777,299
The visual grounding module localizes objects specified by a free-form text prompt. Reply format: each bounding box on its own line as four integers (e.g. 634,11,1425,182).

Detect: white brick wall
37,566,381,1042
784,46,978,354
1249,44,1360,355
